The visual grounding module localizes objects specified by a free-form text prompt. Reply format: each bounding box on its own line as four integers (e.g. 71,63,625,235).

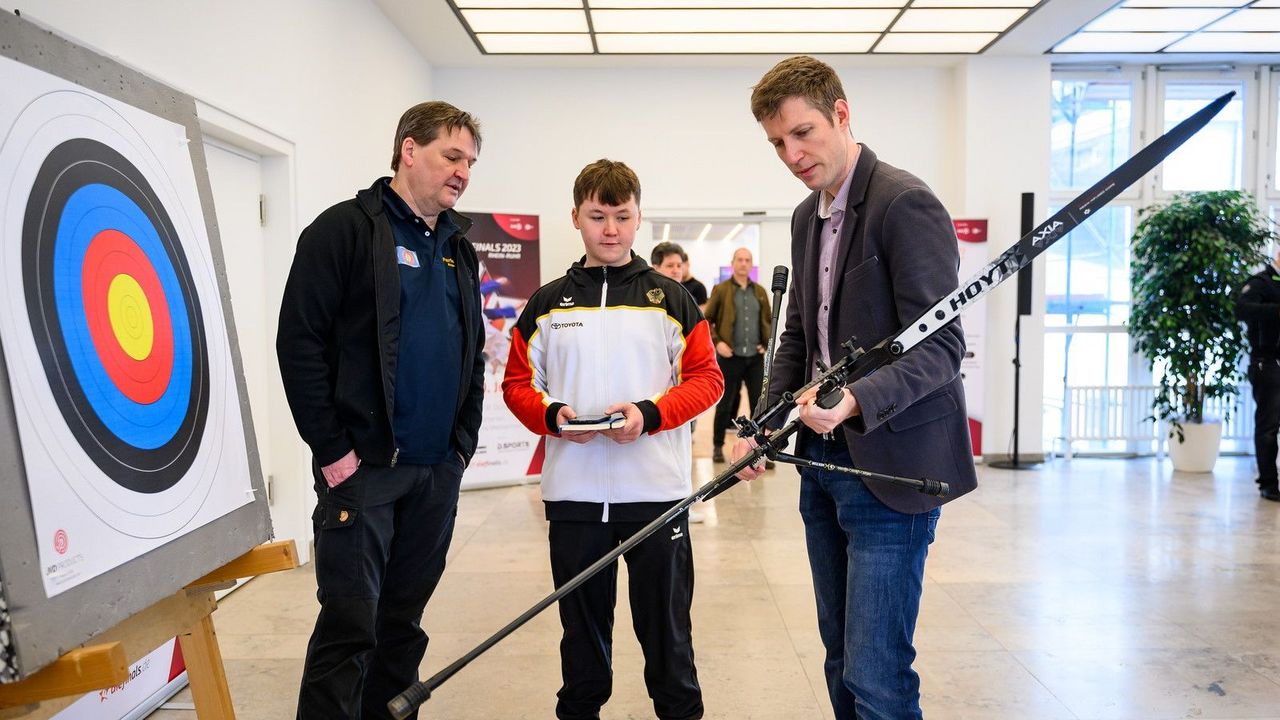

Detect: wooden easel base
0,540,298,719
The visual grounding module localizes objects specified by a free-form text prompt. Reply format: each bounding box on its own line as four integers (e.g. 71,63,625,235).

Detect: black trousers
712,354,764,447
297,458,463,720
1250,357,1280,490
548,518,703,720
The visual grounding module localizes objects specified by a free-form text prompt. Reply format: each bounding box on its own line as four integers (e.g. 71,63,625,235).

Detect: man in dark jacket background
277,101,485,718
1236,249,1280,502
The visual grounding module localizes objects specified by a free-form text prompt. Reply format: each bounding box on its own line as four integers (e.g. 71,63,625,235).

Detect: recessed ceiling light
592,0,906,6
913,0,1039,6
892,8,1028,33
1204,8,1280,31
462,9,588,33
457,0,582,7
1120,0,1246,6
589,8,899,33
596,32,879,53
477,33,594,53
1053,31,1185,53
875,32,998,53
1166,31,1280,52
1084,7,1234,32
449,0,1044,55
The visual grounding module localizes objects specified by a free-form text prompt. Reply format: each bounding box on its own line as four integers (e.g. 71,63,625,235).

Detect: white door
202,140,279,534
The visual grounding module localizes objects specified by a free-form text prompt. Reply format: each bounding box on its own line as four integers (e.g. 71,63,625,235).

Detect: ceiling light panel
1052,31,1185,53
590,8,899,33
476,33,594,53
450,0,1046,55
1121,0,1246,6
911,0,1039,7
591,0,905,7
891,8,1028,32
875,32,998,52
456,0,583,7
1204,8,1280,31
1083,7,1234,32
462,9,588,33
596,32,879,53
1166,31,1280,51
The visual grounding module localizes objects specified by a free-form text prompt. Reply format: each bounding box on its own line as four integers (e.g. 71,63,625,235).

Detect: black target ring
22,138,210,494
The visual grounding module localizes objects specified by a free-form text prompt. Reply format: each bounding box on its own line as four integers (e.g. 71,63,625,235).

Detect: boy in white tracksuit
502,159,722,720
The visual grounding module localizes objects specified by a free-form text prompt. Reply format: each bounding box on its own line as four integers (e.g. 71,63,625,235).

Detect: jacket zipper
600,266,610,523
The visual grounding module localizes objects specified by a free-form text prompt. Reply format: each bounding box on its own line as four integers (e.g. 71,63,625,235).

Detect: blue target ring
23,138,209,493
53,183,193,450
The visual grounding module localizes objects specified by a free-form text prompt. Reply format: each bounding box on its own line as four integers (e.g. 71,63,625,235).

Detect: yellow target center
107,274,154,361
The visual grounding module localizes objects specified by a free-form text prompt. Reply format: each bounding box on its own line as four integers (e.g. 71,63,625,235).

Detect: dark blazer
768,145,977,513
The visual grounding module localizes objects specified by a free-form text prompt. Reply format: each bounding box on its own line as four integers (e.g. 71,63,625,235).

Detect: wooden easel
0,540,299,719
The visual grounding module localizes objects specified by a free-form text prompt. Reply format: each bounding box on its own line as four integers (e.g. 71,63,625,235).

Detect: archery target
0,56,253,596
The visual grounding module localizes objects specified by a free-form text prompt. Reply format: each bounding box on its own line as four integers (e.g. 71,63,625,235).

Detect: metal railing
1059,384,1254,458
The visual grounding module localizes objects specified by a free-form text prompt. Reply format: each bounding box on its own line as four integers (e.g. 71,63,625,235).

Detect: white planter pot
1167,420,1223,473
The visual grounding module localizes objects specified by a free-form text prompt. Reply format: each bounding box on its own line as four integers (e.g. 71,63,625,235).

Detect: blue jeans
799,433,939,720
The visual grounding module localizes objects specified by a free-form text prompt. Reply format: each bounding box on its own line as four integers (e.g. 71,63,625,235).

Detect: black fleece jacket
277,178,485,468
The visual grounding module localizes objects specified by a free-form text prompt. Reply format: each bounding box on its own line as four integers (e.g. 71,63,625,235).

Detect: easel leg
179,613,236,719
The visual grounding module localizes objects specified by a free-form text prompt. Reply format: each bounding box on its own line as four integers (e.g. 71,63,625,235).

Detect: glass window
1161,81,1245,192
1043,205,1134,328
1051,80,1132,192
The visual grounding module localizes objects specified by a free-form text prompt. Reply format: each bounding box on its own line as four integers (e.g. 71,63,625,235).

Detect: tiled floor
156,427,1280,719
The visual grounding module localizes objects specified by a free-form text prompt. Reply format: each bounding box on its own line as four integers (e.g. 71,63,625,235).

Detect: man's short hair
651,241,685,267
750,55,846,122
573,159,641,208
390,101,482,171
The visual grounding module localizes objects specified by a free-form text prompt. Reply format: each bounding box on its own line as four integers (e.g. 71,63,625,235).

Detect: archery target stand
0,540,299,719
0,6,276,703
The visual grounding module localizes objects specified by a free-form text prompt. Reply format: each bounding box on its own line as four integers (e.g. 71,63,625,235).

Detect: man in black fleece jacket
277,101,485,718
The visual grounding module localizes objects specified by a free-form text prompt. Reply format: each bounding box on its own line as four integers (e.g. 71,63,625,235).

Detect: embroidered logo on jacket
550,321,584,330
670,524,685,541
559,296,574,307
646,288,665,305
396,246,420,268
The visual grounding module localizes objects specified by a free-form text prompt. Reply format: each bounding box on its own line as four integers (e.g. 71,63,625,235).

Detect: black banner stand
988,192,1043,470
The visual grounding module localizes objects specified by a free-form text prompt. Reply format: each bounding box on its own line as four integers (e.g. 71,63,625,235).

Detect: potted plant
1129,190,1273,472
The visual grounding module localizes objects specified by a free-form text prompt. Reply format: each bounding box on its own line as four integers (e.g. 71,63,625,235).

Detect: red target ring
80,229,174,405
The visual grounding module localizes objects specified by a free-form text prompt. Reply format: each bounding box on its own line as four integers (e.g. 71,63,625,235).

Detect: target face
24,138,210,493
0,56,253,596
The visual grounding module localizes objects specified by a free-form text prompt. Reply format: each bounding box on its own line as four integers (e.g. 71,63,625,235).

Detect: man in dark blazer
732,56,978,720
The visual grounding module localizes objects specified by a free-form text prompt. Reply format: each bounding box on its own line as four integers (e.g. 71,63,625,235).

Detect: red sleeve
652,318,723,432
502,326,557,435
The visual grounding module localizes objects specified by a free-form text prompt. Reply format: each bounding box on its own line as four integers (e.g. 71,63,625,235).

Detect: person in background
703,247,771,464
651,241,689,285
1236,247,1280,502
680,250,708,311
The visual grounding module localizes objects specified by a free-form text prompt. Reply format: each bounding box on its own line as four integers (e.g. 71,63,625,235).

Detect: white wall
955,57,1052,459
436,65,960,280
5,0,431,219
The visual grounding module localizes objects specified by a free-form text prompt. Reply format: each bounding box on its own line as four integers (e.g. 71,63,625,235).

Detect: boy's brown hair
750,55,846,122
573,159,641,208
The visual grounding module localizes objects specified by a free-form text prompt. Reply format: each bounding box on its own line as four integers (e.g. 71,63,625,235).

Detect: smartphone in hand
559,414,625,433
